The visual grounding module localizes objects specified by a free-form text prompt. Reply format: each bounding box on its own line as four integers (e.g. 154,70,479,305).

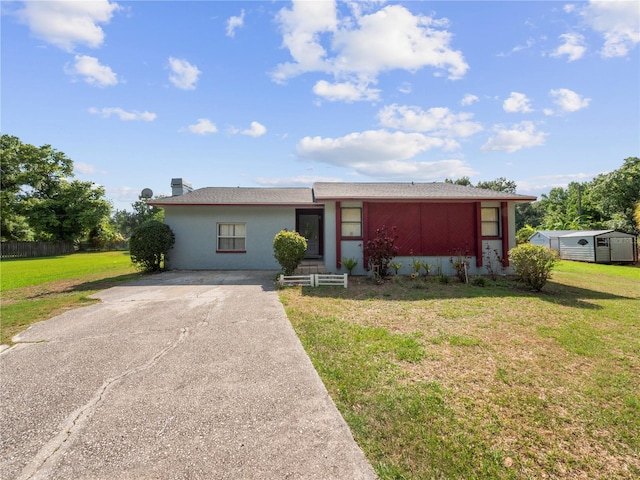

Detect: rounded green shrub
508,243,559,291
129,220,175,272
273,230,307,275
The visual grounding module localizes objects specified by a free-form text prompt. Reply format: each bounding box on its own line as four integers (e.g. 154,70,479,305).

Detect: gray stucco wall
163,205,297,270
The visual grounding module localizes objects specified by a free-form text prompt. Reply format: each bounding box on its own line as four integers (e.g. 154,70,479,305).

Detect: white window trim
341,207,362,238
481,207,500,237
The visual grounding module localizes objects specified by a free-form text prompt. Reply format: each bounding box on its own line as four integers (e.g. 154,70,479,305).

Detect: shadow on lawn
298,276,632,310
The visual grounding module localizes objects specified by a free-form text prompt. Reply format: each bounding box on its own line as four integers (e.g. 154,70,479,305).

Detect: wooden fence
0,241,75,259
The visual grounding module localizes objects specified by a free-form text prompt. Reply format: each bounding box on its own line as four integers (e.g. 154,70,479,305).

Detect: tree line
1,134,638,248
1,134,162,247
447,157,640,239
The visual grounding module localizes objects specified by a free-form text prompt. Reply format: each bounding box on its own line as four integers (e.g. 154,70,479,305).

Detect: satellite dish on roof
141,188,153,199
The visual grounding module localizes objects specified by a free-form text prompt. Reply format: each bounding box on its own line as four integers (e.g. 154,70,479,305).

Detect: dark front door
296,209,323,258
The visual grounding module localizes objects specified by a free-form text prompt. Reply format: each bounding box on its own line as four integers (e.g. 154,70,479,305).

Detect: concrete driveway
0,271,377,480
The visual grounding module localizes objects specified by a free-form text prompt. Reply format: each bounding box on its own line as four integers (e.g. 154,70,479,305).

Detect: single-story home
149,179,537,275
528,229,638,263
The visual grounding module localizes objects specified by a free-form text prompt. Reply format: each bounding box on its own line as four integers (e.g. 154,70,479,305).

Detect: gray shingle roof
149,187,314,206
150,182,537,206
312,182,537,201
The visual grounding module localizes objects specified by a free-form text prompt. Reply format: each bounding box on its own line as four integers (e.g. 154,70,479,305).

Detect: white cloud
330,5,468,79
105,185,142,206
226,9,245,38
17,0,120,52
482,121,547,153
548,88,591,113
460,94,479,106
240,121,267,137
296,129,460,174
313,80,380,102
65,54,117,87
168,57,201,90
297,129,477,180
581,0,640,57
398,82,412,94
348,158,478,181
273,0,338,82
74,162,106,175
503,92,533,113
187,118,218,135
551,32,587,61
517,172,597,195
378,104,483,138
498,38,535,57
255,175,344,186
273,2,468,101
89,107,156,121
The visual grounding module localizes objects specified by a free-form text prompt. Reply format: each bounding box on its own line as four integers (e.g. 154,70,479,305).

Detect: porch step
294,260,326,275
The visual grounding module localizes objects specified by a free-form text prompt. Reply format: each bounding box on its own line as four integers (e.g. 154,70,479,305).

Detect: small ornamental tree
364,225,399,277
508,243,559,291
130,220,175,272
273,230,307,275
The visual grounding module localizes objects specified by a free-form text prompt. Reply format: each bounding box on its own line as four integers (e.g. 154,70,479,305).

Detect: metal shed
557,230,638,263
528,230,576,252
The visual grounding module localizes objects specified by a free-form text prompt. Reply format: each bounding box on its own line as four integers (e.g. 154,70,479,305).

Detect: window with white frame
217,223,246,251
341,207,362,237
481,207,500,237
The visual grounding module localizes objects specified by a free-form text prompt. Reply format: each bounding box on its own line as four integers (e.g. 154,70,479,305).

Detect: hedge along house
149,179,537,275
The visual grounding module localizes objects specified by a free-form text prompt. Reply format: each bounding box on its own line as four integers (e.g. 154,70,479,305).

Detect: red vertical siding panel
367,203,420,255
367,202,476,256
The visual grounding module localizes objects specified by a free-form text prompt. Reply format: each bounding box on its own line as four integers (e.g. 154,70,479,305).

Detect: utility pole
577,184,582,217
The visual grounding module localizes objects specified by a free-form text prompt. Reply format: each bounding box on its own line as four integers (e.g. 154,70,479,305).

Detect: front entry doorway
296,209,324,259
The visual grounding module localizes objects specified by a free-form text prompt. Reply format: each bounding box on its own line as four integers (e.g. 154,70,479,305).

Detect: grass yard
0,251,141,344
279,261,640,479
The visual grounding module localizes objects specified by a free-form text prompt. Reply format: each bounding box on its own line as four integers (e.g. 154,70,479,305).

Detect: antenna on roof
141,188,153,199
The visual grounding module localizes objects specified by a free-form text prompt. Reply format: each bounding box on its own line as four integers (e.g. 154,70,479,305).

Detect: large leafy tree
589,157,640,234
23,180,112,242
533,158,639,234
476,177,517,194
1,134,70,240
537,183,598,230
1,134,112,242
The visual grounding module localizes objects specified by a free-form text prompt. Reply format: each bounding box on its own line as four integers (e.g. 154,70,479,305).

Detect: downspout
363,202,369,270
475,202,483,267
336,201,342,270
501,201,509,266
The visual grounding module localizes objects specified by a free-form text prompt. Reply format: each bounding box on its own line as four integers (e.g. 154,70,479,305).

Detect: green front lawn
280,261,640,479
1,252,141,344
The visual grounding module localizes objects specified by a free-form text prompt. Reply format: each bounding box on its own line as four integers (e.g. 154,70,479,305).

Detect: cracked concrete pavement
0,271,377,480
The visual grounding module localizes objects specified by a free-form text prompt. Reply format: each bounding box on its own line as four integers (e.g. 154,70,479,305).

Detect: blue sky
2,0,639,211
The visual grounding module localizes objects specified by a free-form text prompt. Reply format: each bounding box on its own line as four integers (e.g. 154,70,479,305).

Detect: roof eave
313,196,537,202
147,201,319,207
